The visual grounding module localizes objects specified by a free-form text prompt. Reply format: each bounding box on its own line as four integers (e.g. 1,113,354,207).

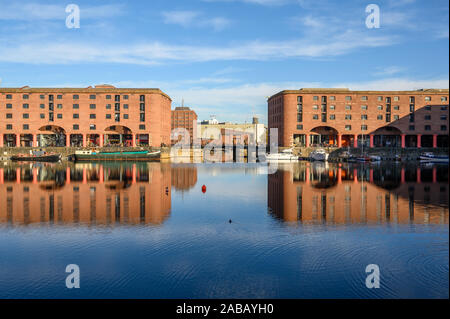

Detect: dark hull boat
10,154,61,162
74,150,161,162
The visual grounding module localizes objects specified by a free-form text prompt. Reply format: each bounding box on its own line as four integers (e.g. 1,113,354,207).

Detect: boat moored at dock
73,150,161,162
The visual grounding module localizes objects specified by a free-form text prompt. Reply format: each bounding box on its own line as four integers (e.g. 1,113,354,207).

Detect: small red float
201,185,207,193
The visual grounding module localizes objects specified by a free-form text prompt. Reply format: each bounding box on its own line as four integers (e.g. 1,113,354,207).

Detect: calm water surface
0,161,448,298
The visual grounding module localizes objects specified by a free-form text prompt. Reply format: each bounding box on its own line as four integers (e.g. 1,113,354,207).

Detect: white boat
419,152,449,163
263,148,299,161
309,149,329,161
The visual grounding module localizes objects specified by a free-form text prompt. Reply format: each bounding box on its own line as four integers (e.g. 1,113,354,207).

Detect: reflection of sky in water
0,162,448,298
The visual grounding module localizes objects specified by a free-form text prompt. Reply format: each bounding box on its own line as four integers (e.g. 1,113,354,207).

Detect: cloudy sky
0,0,448,123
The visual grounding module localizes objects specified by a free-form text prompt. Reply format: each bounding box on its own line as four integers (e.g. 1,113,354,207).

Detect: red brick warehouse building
0,85,171,148
171,106,198,144
268,88,449,148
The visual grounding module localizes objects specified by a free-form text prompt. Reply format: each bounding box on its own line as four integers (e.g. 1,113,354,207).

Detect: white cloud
372,66,405,76
162,10,231,31
0,29,395,65
0,2,124,20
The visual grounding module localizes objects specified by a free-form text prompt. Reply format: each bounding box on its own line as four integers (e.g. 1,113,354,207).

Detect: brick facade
268,88,449,148
0,85,172,147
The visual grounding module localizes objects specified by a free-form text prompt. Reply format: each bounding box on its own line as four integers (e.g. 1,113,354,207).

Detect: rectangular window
386,114,391,122
345,96,352,101
297,96,302,103
345,105,351,110
90,124,96,130
123,114,129,119
385,97,391,103
90,104,96,109
361,105,368,110
361,96,368,101
361,114,368,120
297,104,302,112
410,104,415,112
115,113,120,122
329,105,335,110
377,96,383,101
23,124,29,130
23,94,29,99
409,96,415,103
140,95,145,102
361,125,368,131
441,96,448,102
312,105,318,110
313,96,319,101
90,114,96,119
40,95,45,99
321,104,327,112
57,95,63,99
106,104,111,109
73,124,79,130
115,103,120,111
377,105,383,110
40,104,45,109
409,114,415,122
90,95,96,99
115,95,120,102
49,113,54,121
441,106,448,111
424,125,431,131
394,115,399,120
425,115,431,120
73,113,79,119
23,113,29,119
40,114,45,119
140,113,145,122
57,114,62,119
123,95,129,100
329,114,336,120
6,104,12,108
296,124,303,130
394,96,399,101
106,114,111,119
139,124,146,130
329,96,335,101
441,125,447,131
73,104,79,109
409,125,415,131
313,114,319,120
345,114,352,120
123,104,129,109
441,115,447,121
57,104,63,109
345,125,351,131
377,115,383,120
6,124,12,130
23,103,29,109
6,113,12,119
425,96,431,101
297,113,302,122
321,96,327,103
49,103,54,111
6,94,12,99
73,94,79,99
106,95,111,100
394,105,400,110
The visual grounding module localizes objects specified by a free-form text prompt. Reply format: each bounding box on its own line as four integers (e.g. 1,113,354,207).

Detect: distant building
171,106,198,144
199,117,267,145
268,88,449,148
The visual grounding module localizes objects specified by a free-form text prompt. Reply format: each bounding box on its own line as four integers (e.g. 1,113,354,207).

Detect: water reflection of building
171,164,198,191
0,163,172,225
268,163,448,224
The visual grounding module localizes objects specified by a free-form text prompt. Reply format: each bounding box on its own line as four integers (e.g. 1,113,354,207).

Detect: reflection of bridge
268,163,448,224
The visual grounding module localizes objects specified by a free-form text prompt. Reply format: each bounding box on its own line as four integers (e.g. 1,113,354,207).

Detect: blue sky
0,0,448,124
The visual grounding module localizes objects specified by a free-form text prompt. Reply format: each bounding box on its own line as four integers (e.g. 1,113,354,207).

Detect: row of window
4,94,146,101
301,104,448,111
295,124,447,131
305,95,448,102
3,103,143,110
306,114,447,121
5,113,146,121
4,124,147,130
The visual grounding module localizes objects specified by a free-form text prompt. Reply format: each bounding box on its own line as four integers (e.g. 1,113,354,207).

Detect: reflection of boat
309,149,328,161
419,152,449,163
74,150,161,161
263,148,299,161
356,155,381,162
11,153,61,162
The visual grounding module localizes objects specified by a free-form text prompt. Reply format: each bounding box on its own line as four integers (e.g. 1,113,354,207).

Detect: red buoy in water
202,185,206,193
